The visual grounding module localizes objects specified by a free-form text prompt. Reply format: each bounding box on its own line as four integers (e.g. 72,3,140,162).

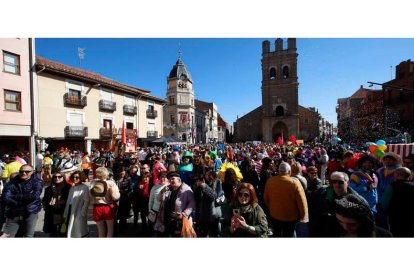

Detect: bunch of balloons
368,140,387,159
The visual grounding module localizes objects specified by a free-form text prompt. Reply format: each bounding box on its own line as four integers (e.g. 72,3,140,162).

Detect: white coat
63,183,90,238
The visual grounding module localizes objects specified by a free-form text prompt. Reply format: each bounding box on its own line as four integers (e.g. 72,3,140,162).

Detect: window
269,67,276,80
124,95,135,106
101,89,112,101
169,96,175,105
126,122,134,129
4,90,21,111
282,66,289,79
3,51,20,74
170,114,175,124
275,106,284,116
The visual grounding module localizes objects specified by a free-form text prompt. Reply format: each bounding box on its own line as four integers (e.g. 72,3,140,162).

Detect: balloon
369,144,378,154
378,144,387,151
376,140,386,146
375,150,385,158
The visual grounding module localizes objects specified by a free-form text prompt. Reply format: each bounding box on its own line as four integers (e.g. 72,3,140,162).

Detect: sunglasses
19,170,33,174
53,175,63,179
238,192,250,198
331,180,345,185
72,176,80,180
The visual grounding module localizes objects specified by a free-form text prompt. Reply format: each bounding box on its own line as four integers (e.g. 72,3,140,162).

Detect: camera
233,209,240,216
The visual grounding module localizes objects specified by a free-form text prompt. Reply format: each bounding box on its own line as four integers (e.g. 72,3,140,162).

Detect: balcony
65,126,88,138
117,128,138,137
99,128,113,140
99,100,116,112
64,93,87,108
146,109,158,118
123,105,137,115
147,131,158,138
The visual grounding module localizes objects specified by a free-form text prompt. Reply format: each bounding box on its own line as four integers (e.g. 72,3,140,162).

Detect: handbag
60,222,67,234
181,216,197,238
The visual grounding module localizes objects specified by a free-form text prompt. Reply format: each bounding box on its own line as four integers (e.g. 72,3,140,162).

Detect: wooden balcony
99,128,113,140
64,93,87,108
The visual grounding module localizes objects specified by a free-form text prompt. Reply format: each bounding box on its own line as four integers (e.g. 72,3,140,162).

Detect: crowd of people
1,141,414,238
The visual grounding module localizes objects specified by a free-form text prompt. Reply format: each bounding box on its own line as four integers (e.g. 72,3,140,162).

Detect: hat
167,171,180,179
60,162,78,173
380,152,402,164
182,151,193,158
90,180,108,197
357,155,378,168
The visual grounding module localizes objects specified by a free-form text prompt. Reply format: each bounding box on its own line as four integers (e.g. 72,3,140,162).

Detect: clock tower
261,38,299,142
163,54,196,143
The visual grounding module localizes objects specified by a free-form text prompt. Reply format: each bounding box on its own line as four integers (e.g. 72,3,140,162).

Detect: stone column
86,139,92,155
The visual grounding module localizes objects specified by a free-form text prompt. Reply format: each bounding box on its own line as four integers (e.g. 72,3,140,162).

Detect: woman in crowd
222,168,241,205
191,155,206,188
194,173,223,237
291,161,307,191
41,164,53,186
225,182,268,237
42,172,71,237
148,171,169,236
349,155,378,214
90,167,120,238
115,168,132,235
132,171,151,235
63,171,90,238
239,157,260,196
258,157,275,203
333,193,392,237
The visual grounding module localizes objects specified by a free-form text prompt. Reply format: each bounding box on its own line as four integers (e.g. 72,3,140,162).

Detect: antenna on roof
390,65,393,80
78,47,86,67
178,42,182,60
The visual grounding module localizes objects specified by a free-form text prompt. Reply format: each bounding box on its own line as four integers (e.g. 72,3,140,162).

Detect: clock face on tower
180,74,187,81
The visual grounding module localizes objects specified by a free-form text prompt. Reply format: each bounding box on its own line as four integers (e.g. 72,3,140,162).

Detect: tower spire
178,42,182,60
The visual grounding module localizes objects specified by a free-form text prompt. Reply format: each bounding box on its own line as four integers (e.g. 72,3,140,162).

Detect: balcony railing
65,126,88,138
117,128,138,137
64,93,87,108
147,131,158,138
123,105,137,115
99,100,116,112
99,128,113,140
146,109,158,118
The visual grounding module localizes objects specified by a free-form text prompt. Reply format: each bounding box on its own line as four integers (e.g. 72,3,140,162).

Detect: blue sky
35,38,414,127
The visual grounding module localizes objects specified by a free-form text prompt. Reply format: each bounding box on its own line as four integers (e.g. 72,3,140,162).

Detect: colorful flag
121,120,126,146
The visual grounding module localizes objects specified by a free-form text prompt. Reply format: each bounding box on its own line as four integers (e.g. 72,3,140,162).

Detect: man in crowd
1,164,43,237
264,162,308,237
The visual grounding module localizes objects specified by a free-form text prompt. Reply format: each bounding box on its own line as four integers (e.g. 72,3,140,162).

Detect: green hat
183,151,193,158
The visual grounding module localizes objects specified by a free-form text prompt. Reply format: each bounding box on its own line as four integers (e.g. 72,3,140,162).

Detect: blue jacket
1,174,43,218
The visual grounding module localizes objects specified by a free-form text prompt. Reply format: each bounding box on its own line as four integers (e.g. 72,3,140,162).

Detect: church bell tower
261,38,299,142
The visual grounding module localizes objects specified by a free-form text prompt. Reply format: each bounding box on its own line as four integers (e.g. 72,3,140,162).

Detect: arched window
282,66,289,79
269,67,276,80
275,106,284,116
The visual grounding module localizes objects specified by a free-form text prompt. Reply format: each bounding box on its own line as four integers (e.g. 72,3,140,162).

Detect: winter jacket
2,174,43,218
